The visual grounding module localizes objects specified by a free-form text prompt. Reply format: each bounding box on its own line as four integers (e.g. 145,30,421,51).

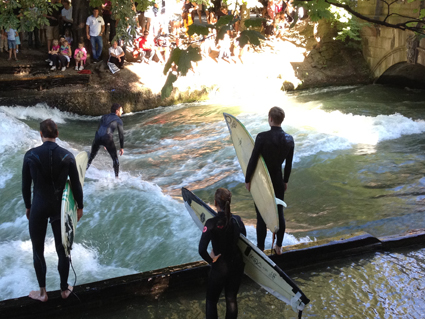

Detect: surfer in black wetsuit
22,119,84,302
245,106,294,255
198,188,246,319
87,103,124,178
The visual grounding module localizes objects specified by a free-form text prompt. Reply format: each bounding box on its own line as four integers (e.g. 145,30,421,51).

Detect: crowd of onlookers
1,0,298,72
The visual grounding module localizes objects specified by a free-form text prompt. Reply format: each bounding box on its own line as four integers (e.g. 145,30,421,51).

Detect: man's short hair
111,103,122,113
40,119,58,138
268,106,285,125
63,0,70,4
92,7,99,12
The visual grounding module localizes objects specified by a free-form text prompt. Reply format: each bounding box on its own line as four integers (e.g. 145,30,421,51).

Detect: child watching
6,27,18,61
74,42,87,71
64,29,73,46
49,39,60,70
59,39,72,71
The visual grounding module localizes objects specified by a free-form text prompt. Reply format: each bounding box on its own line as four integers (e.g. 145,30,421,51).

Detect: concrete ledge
1,230,424,318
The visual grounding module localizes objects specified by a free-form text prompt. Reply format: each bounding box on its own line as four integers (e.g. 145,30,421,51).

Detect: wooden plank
0,74,90,90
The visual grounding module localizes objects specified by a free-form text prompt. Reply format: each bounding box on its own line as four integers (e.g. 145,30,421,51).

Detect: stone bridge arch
358,0,425,81
361,26,410,79
370,46,407,79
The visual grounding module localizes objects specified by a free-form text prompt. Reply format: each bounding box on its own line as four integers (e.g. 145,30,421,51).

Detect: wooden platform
0,64,90,91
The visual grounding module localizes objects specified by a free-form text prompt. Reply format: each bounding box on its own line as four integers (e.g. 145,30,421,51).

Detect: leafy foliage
161,72,178,100
243,17,265,29
0,0,54,31
188,23,209,37
238,30,265,47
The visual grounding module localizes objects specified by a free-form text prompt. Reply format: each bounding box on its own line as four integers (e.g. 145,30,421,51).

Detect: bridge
358,0,425,83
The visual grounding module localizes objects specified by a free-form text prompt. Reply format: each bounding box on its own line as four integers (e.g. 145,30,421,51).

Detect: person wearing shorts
6,28,18,61
45,0,61,52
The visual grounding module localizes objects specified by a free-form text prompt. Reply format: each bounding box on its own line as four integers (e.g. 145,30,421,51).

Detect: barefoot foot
29,290,48,302
274,245,282,255
61,285,73,299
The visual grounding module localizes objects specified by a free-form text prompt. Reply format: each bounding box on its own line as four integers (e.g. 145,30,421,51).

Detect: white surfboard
181,187,309,317
61,151,89,257
223,113,284,233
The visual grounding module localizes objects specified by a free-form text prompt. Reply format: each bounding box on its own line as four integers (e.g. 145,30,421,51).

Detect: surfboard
181,187,309,317
61,151,89,257
223,113,285,234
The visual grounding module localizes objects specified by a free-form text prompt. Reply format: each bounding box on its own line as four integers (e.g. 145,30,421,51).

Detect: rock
281,81,295,91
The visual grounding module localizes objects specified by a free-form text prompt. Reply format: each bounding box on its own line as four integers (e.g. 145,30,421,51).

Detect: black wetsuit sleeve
198,219,213,264
283,144,294,183
245,134,263,183
68,157,84,209
117,120,124,149
97,116,103,132
22,153,32,209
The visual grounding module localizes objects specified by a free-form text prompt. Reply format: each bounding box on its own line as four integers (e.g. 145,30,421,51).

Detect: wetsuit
88,113,124,177
22,141,83,291
245,126,294,250
199,212,246,319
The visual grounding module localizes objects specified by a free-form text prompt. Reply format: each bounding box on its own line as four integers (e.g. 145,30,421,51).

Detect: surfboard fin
275,198,287,207
291,291,306,315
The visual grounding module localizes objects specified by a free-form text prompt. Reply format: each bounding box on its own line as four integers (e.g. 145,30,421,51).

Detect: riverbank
0,20,372,115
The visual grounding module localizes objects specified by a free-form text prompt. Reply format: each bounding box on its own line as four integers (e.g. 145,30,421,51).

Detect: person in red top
133,30,155,64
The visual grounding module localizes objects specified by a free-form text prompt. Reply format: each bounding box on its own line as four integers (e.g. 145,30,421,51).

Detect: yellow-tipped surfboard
61,151,88,257
223,113,285,233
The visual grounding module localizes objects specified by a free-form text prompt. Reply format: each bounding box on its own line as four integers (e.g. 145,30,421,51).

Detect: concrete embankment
0,19,372,115
1,230,424,319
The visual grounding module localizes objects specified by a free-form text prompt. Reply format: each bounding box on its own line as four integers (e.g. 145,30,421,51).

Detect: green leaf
161,72,178,99
178,46,201,76
216,15,234,28
163,48,182,75
420,9,425,19
216,25,231,42
188,23,209,36
244,18,265,29
238,30,265,47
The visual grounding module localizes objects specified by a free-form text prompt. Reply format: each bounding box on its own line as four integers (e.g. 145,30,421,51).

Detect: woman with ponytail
198,188,247,319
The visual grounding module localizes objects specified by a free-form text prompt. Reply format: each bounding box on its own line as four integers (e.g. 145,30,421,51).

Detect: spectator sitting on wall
58,39,72,71
74,42,87,71
133,30,155,64
108,40,125,69
49,39,61,70
154,34,169,64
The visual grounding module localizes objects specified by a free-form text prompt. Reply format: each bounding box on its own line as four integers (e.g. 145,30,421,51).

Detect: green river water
1,84,425,318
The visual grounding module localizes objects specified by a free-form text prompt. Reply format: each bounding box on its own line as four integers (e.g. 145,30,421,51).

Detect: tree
295,0,425,35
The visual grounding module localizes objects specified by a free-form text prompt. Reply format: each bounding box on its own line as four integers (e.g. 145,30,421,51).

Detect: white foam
0,238,137,301
0,104,97,123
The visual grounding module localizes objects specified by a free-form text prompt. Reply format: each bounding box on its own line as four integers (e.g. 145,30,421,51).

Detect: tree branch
297,0,425,34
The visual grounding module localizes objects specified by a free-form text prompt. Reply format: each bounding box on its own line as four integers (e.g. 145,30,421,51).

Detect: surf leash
69,253,81,302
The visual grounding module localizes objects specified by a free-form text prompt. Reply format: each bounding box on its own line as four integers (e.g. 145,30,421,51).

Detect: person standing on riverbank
245,106,294,255
22,119,84,302
198,188,246,319
87,103,124,178
86,7,105,63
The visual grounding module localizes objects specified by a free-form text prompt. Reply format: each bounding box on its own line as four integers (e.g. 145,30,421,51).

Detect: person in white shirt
86,7,105,62
61,0,73,34
108,40,125,69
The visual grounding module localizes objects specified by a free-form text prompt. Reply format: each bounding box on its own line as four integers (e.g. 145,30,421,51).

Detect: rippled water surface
1,84,425,317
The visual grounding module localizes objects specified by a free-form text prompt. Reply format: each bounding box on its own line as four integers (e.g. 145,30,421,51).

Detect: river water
1,84,425,317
